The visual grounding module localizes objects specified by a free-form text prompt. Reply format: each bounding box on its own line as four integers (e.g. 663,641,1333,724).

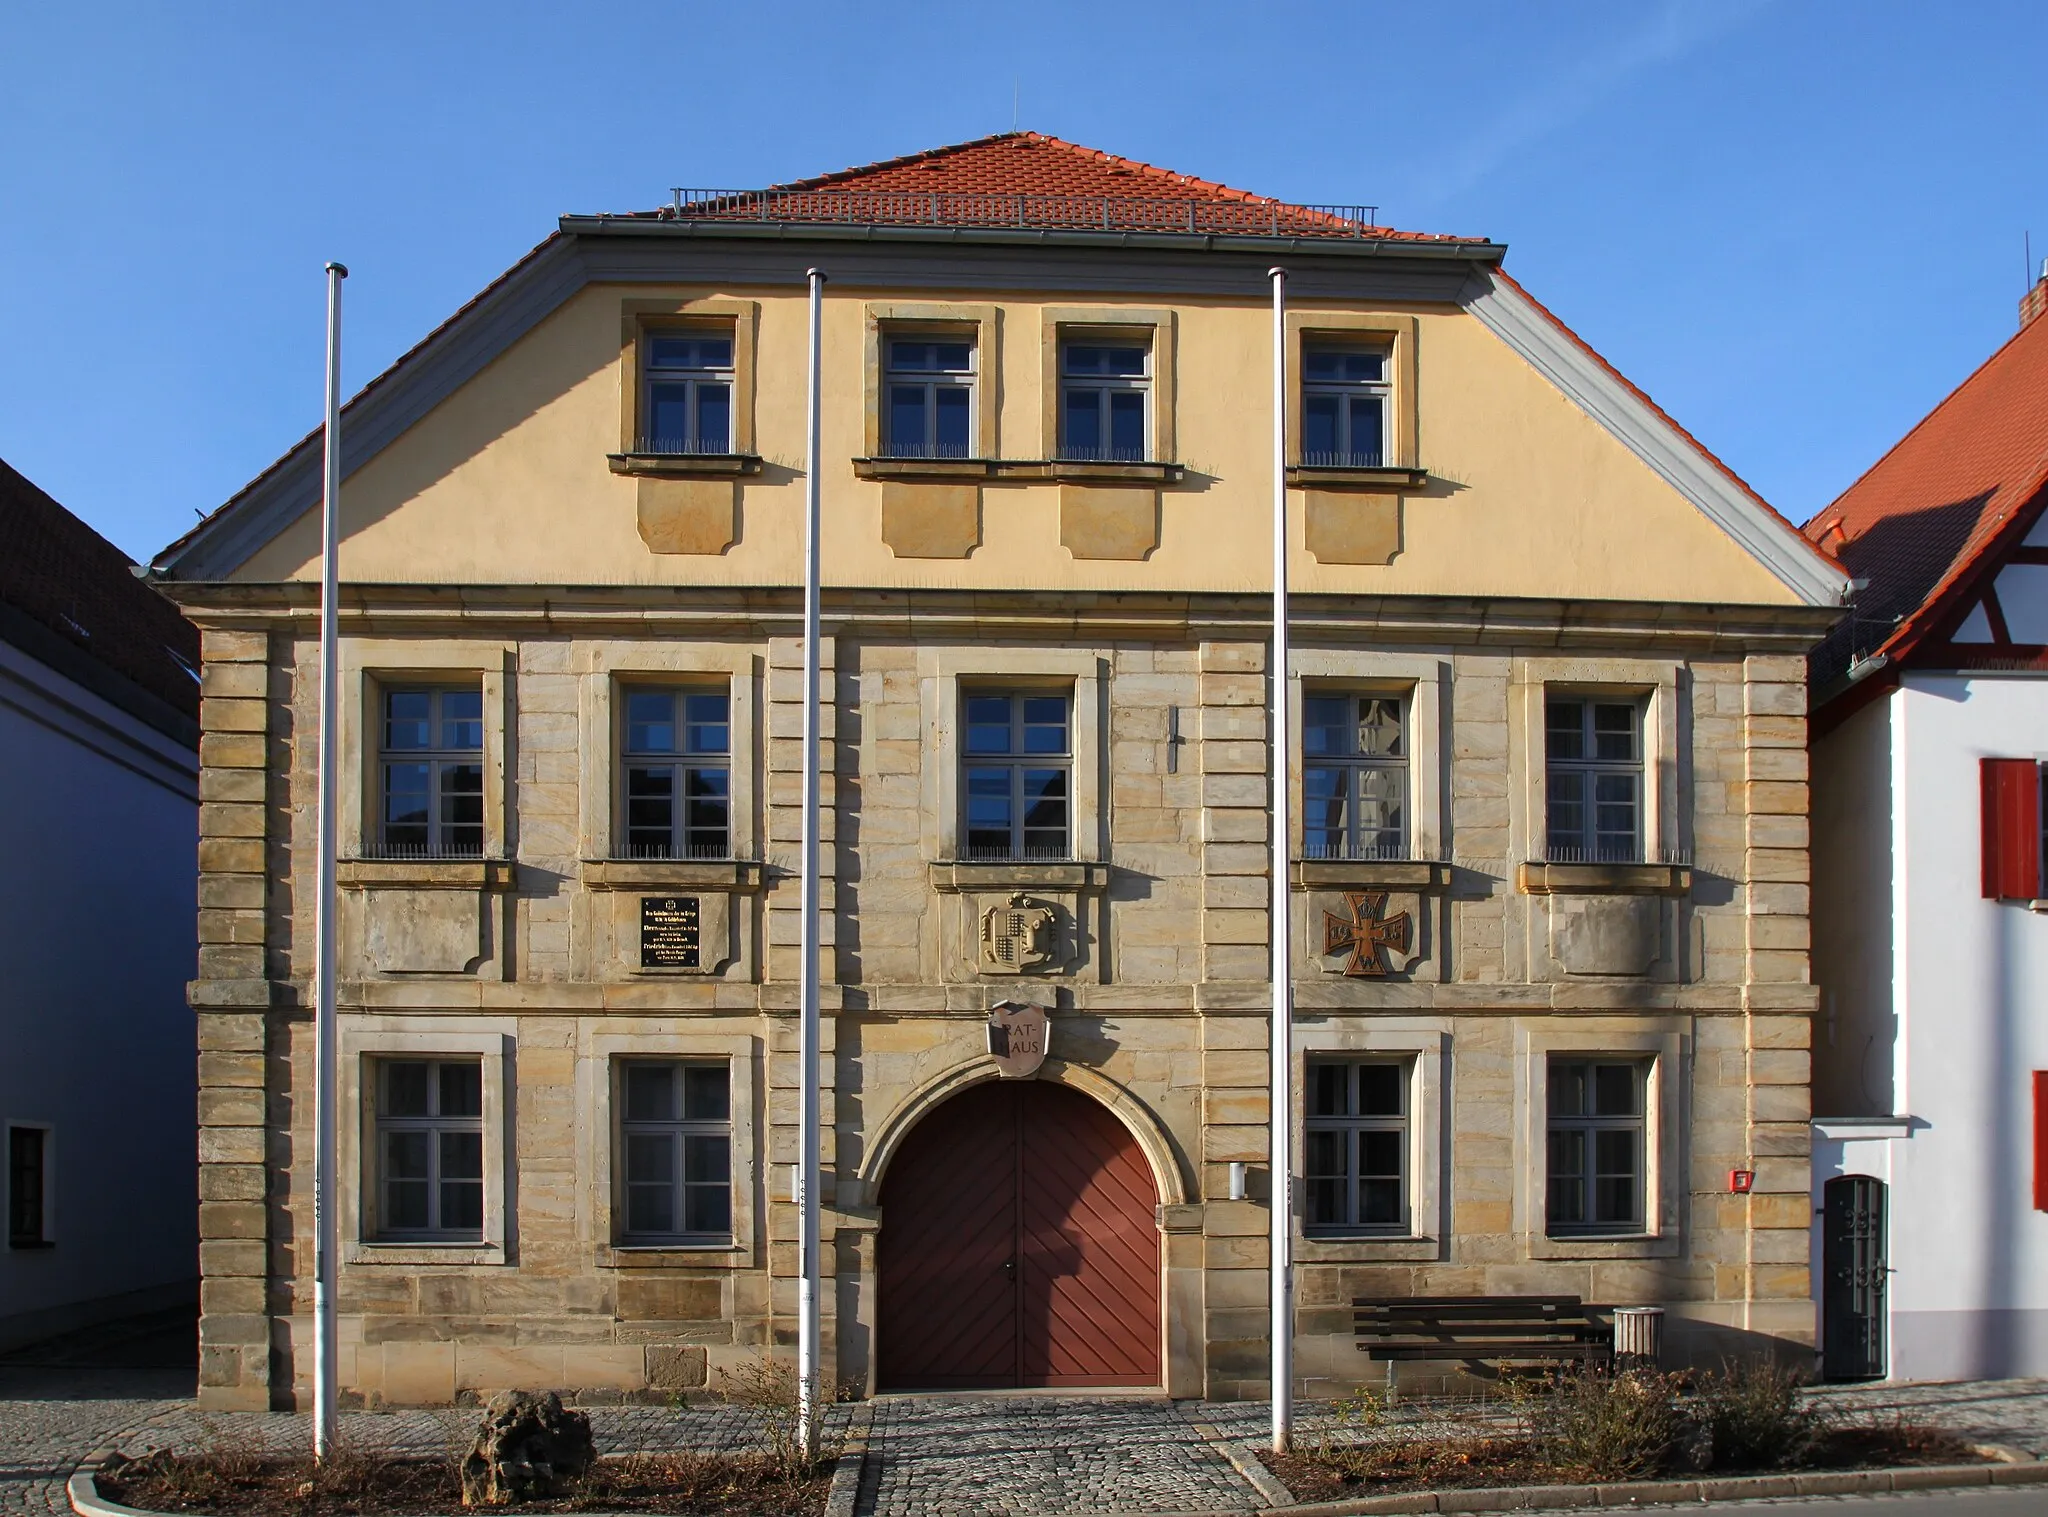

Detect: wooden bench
1354,1295,1613,1394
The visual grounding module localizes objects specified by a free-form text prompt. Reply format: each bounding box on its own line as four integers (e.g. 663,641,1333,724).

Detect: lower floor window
8,1126,49,1248
1547,1058,1647,1235
1305,1059,1408,1234
375,1059,484,1240
618,1060,732,1244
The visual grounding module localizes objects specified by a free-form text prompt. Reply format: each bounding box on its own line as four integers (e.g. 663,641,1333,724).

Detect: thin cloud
1407,0,1773,213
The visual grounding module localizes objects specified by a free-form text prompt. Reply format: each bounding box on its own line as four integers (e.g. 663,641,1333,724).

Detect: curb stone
1263,1459,2048,1516
1187,1416,1294,1509
823,1403,871,1517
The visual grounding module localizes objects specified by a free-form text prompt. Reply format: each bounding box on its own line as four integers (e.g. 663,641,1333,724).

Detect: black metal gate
1822,1175,1887,1380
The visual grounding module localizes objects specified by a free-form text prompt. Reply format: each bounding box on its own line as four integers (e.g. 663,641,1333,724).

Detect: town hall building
152,136,1848,1408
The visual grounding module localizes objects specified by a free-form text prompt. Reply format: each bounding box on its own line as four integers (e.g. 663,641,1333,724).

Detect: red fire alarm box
1729,1169,1756,1193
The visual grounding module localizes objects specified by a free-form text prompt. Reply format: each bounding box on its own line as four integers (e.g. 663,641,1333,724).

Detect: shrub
1696,1357,1827,1471
1511,1368,1685,1482
714,1354,834,1480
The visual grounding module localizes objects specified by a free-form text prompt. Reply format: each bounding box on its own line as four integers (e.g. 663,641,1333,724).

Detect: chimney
2025,259,2048,329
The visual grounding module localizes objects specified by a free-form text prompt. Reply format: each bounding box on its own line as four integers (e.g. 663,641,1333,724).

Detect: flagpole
313,259,347,1460
1268,265,1292,1455
797,266,826,1455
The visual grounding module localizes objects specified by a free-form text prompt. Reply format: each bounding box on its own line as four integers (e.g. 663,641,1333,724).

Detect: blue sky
2,0,2042,562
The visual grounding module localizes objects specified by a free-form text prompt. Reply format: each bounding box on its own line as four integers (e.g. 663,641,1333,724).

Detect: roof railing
663,188,1383,237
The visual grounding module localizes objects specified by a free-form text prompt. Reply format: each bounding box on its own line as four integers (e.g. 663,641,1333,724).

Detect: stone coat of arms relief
978,892,1063,974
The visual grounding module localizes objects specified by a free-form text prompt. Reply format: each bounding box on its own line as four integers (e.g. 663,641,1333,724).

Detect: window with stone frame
1301,343,1391,467
372,1059,485,1242
639,328,734,455
377,685,485,859
1546,1058,1649,1237
883,335,975,458
1544,696,1645,863
615,1059,733,1245
961,688,1072,861
1058,341,1150,461
1302,691,1408,860
1305,1060,1409,1235
620,685,732,860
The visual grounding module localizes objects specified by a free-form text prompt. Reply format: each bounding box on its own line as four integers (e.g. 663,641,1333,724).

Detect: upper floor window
885,338,975,459
616,1059,732,1245
1546,1058,1647,1237
374,1059,484,1242
622,687,731,860
7,1126,49,1249
1305,1059,1408,1235
1544,697,1643,863
1059,343,1149,461
962,689,1070,861
1303,693,1407,860
641,330,733,455
1301,345,1389,467
380,687,484,859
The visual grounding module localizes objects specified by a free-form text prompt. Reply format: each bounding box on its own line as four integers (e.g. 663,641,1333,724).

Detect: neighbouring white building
0,457,200,1349
1806,270,2048,1381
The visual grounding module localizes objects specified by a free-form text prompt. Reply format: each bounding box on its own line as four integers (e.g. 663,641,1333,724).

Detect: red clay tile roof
1802,307,2048,691
1,455,199,724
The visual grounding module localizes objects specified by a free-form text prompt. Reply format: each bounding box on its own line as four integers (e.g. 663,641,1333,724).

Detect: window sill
337,858,516,891
1285,464,1429,490
346,1241,504,1267
599,1244,749,1269
931,860,1111,893
580,858,765,892
1525,1231,1679,1261
1517,862,1690,897
1297,1234,1438,1263
1294,859,1452,892
850,457,1185,485
607,452,762,478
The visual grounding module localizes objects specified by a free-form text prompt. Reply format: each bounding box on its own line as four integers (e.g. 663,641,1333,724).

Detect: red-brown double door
876,1080,1161,1389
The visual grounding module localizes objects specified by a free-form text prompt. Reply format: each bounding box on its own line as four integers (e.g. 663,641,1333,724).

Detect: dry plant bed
97,1447,834,1517
1272,1363,1985,1504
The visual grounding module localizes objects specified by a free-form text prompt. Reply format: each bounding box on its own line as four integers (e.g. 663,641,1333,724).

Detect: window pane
440,1177,484,1233
626,1132,674,1184
683,1065,730,1121
887,340,931,371
1547,1130,1585,1223
1357,699,1403,758
1548,1062,1586,1118
684,1180,732,1235
1545,699,1584,761
384,1062,431,1118
1108,390,1145,456
383,764,430,844
384,691,430,750
625,1063,677,1123
439,1129,483,1182
1063,387,1102,454
1357,766,1404,850
440,690,483,750
1594,1064,1641,1116
1593,703,1638,761
932,342,972,372
1303,350,1343,382
1547,772,1585,853
1360,1178,1402,1226
684,693,729,754
1347,395,1384,464
1302,696,1349,756
1302,394,1340,460
1021,768,1067,849
964,696,1013,754
1359,1128,1402,1178
1303,765,1346,855
438,1062,482,1119
383,1128,430,1179
1064,346,1104,374
964,768,1013,851
1357,1063,1403,1116
646,384,692,449
628,1184,675,1236
385,1177,430,1232
934,386,971,454
683,1134,729,1185
695,383,731,453
1308,1062,1348,1118
1103,347,1146,375
1020,696,1067,753
888,385,926,453
626,692,678,754
1306,1177,1344,1227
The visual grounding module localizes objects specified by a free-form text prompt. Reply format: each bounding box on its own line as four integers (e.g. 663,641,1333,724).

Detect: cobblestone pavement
854,1397,1259,1516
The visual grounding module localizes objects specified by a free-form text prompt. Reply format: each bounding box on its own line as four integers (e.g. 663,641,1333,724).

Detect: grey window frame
1057,340,1151,462
372,1059,485,1243
614,1058,735,1247
7,1124,50,1249
1301,691,1409,861
1301,342,1391,467
883,336,976,459
377,685,485,859
1544,696,1645,863
639,328,735,455
960,687,1073,861
1545,1057,1649,1237
619,684,732,861
1304,1059,1409,1236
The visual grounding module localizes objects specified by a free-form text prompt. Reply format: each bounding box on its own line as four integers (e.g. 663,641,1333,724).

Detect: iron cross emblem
1323,891,1414,977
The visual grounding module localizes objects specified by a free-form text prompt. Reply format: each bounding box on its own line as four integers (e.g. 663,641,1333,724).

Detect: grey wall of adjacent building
0,635,198,1349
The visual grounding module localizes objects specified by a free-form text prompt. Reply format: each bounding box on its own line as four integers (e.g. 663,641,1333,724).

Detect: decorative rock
459,1391,595,1507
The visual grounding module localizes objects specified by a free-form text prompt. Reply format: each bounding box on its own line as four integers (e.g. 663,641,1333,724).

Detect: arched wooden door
876,1080,1161,1389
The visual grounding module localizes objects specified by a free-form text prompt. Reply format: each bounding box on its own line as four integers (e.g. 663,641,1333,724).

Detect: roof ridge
776,131,1288,204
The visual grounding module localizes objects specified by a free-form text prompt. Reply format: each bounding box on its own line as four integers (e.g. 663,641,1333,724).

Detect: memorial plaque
986,1000,1048,1078
640,895,702,969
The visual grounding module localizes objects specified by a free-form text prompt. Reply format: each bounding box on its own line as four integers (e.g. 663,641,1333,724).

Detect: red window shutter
2035,1071,2048,1213
1980,758,2041,899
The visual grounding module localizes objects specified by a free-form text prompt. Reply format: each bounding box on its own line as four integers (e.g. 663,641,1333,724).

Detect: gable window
1547,1058,1647,1237
1545,697,1643,863
616,1059,733,1244
962,689,1071,860
1303,693,1407,860
641,330,733,455
622,686,731,860
7,1126,49,1249
1059,343,1149,461
374,1060,484,1241
379,687,484,858
1305,1060,1408,1235
1302,344,1389,467
885,338,975,459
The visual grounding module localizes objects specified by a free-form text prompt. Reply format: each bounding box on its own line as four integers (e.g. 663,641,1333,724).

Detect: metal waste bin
1612,1306,1664,1367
